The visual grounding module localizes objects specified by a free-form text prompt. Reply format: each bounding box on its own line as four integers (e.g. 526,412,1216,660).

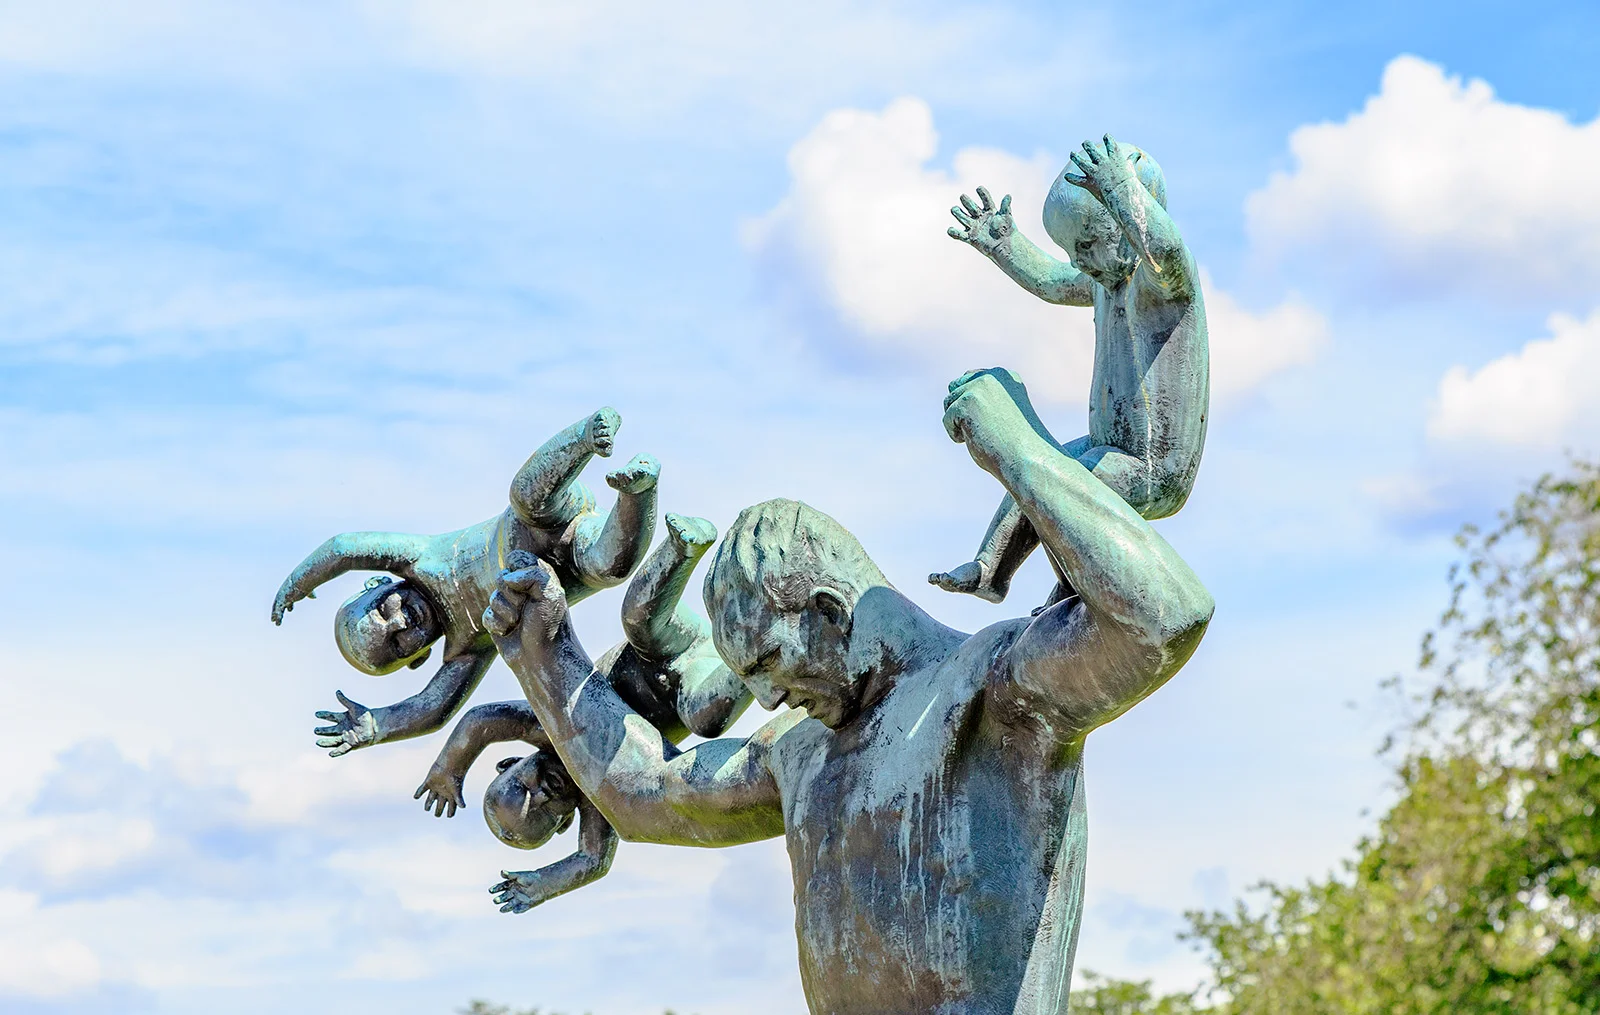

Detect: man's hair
704,499,887,615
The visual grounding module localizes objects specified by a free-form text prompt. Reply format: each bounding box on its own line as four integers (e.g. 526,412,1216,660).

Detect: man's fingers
949,206,973,228
1068,153,1091,177
959,193,980,216
1081,139,1100,163
1103,133,1118,156
947,225,967,240
1062,171,1089,190
486,595,521,635
317,736,346,749
446,801,456,818
414,785,427,800
976,186,993,211
335,690,358,711
313,724,342,737
314,711,340,722
328,744,352,758
998,194,1011,215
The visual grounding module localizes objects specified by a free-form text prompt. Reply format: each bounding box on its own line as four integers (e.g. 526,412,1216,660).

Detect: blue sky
2,2,1599,1012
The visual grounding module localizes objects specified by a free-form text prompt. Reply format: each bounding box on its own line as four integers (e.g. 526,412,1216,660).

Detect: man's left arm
943,370,1213,736
1066,135,1196,297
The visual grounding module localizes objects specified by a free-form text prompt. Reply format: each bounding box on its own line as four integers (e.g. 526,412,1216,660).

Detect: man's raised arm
942,369,1213,736
482,554,791,848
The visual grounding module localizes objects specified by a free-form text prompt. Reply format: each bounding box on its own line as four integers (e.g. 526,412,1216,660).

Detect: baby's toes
606,453,660,495
666,512,717,550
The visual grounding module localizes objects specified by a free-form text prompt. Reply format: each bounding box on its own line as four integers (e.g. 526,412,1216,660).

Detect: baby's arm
272,531,430,624
414,699,550,817
509,408,619,527
317,648,497,757
1066,136,1196,296
948,187,1095,306
489,797,619,914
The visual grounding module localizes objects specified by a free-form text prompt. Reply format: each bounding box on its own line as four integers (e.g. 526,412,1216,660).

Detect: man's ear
406,645,434,670
810,588,851,633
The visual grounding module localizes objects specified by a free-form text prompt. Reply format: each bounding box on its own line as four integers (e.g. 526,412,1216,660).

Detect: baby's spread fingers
316,736,345,749
314,711,340,722
960,193,981,216
1081,139,1100,163
313,724,341,737
976,186,993,211
999,194,1011,215
950,206,973,227
947,225,966,240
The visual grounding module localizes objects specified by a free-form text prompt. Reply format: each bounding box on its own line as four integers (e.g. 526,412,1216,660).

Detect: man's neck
845,585,968,718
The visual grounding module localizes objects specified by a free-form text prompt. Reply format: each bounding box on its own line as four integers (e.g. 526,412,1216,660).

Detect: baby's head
1043,144,1166,285
482,750,580,850
333,576,443,675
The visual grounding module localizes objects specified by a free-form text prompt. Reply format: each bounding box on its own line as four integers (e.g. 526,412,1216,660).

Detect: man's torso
771,624,1089,1015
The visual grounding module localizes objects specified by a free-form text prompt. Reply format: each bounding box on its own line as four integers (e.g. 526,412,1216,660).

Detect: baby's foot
606,453,660,495
665,512,717,556
927,560,1008,604
583,407,621,458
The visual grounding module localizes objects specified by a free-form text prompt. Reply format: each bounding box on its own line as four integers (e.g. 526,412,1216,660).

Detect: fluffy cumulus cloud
748,97,1325,407
1247,55,1600,296
1427,309,1600,449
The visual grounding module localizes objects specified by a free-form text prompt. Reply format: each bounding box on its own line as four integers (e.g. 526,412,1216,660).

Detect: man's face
481,752,578,850
712,590,860,730
1044,179,1137,285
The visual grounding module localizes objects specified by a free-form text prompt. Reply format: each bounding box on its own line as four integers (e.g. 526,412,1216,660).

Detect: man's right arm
949,187,1095,306
484,557,792,848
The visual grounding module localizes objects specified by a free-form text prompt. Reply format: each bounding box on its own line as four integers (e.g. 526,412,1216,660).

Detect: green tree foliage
1068,970,1202,1013
1185,464,1600,1014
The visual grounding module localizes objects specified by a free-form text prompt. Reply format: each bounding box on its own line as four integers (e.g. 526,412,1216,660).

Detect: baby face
482,751,579,850
1043,179,1137,286
334,579,441,675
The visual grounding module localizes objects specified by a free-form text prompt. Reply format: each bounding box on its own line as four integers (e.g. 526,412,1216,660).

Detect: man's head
1043,144,1165,286
703,499,888,730
333,576,443,675
481,750,579,850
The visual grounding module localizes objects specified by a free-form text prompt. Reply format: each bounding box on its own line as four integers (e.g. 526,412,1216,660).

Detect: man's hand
943,367,1055,476
414,762,465,817
271,578,313,625
314,690,379,757
482,551,569,666
490,869,558,914
947,186,1014,257
1063,134,1138,204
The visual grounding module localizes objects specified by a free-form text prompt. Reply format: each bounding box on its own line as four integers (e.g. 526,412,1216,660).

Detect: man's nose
744,672,786,711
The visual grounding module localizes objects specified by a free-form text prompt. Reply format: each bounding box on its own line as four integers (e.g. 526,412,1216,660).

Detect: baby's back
1087,265,1208,519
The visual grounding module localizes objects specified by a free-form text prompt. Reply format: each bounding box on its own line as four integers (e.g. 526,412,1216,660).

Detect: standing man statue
483,368,1213,1014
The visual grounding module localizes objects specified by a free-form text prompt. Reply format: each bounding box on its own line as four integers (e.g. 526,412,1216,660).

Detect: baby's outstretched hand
414,763,466,818
948,186,1014,257
1063,134,1136,201
490,869,556,914
271,578,313,625
583,407,621,458
314,691,378,757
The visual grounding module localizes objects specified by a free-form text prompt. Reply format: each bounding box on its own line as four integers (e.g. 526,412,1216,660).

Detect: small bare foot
927,560,1007,604
665,512,717,554
583,407,621,458
606,453,660,495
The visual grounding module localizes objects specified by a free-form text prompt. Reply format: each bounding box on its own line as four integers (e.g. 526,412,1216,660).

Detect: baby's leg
571,453,661,589
621,512,716,661
510,408,620,527
930,434,1094,603
1077,444,1189,520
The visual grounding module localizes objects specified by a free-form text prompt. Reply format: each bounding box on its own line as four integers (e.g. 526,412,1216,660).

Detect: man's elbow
1153,583,1213,658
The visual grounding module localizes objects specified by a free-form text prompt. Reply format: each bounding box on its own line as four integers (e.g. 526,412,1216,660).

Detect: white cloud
748,97,1325,407
1427,309,1600,449
0,893,101,998
1202,271,1327,404
1247,55,1600,296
